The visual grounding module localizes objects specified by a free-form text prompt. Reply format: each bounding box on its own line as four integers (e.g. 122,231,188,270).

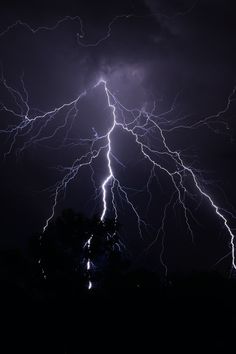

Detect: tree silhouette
30,209,123,291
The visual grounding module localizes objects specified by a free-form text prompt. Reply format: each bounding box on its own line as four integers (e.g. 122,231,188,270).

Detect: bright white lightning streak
151,116,236,268
1,74,236,277
88,281,92,290
86,236,93,290
95,80,236,271
99,80,116,222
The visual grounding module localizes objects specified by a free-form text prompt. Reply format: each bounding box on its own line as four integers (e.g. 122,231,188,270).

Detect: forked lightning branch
0,74,236,276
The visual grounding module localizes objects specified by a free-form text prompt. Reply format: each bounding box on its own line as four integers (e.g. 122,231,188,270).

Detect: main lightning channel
1,76,236,277
99,80,116,222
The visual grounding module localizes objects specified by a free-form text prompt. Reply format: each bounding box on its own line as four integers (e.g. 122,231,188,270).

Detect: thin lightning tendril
0,2,198,47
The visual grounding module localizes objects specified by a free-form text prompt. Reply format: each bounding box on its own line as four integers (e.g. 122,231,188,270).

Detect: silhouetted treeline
0,210,235,353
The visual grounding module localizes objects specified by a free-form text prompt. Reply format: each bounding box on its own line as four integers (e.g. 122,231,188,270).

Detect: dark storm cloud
0,0,178,112
78,0,236,114
0,0,175,81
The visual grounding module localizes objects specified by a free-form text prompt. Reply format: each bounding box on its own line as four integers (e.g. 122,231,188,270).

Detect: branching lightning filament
0,72,236,283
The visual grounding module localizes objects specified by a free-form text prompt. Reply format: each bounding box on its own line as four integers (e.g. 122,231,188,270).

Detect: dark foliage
30,209,124,291
0,210,235,353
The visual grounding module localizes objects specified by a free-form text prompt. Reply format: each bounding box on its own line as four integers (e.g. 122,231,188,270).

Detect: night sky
0,0,236,276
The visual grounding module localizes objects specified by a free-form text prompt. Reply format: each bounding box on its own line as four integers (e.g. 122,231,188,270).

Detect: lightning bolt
1,71,236,282
85,235,93,290
0,3,235,287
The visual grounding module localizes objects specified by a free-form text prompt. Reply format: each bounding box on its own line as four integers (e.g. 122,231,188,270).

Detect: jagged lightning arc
0,3,198,47
0,72,236,279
